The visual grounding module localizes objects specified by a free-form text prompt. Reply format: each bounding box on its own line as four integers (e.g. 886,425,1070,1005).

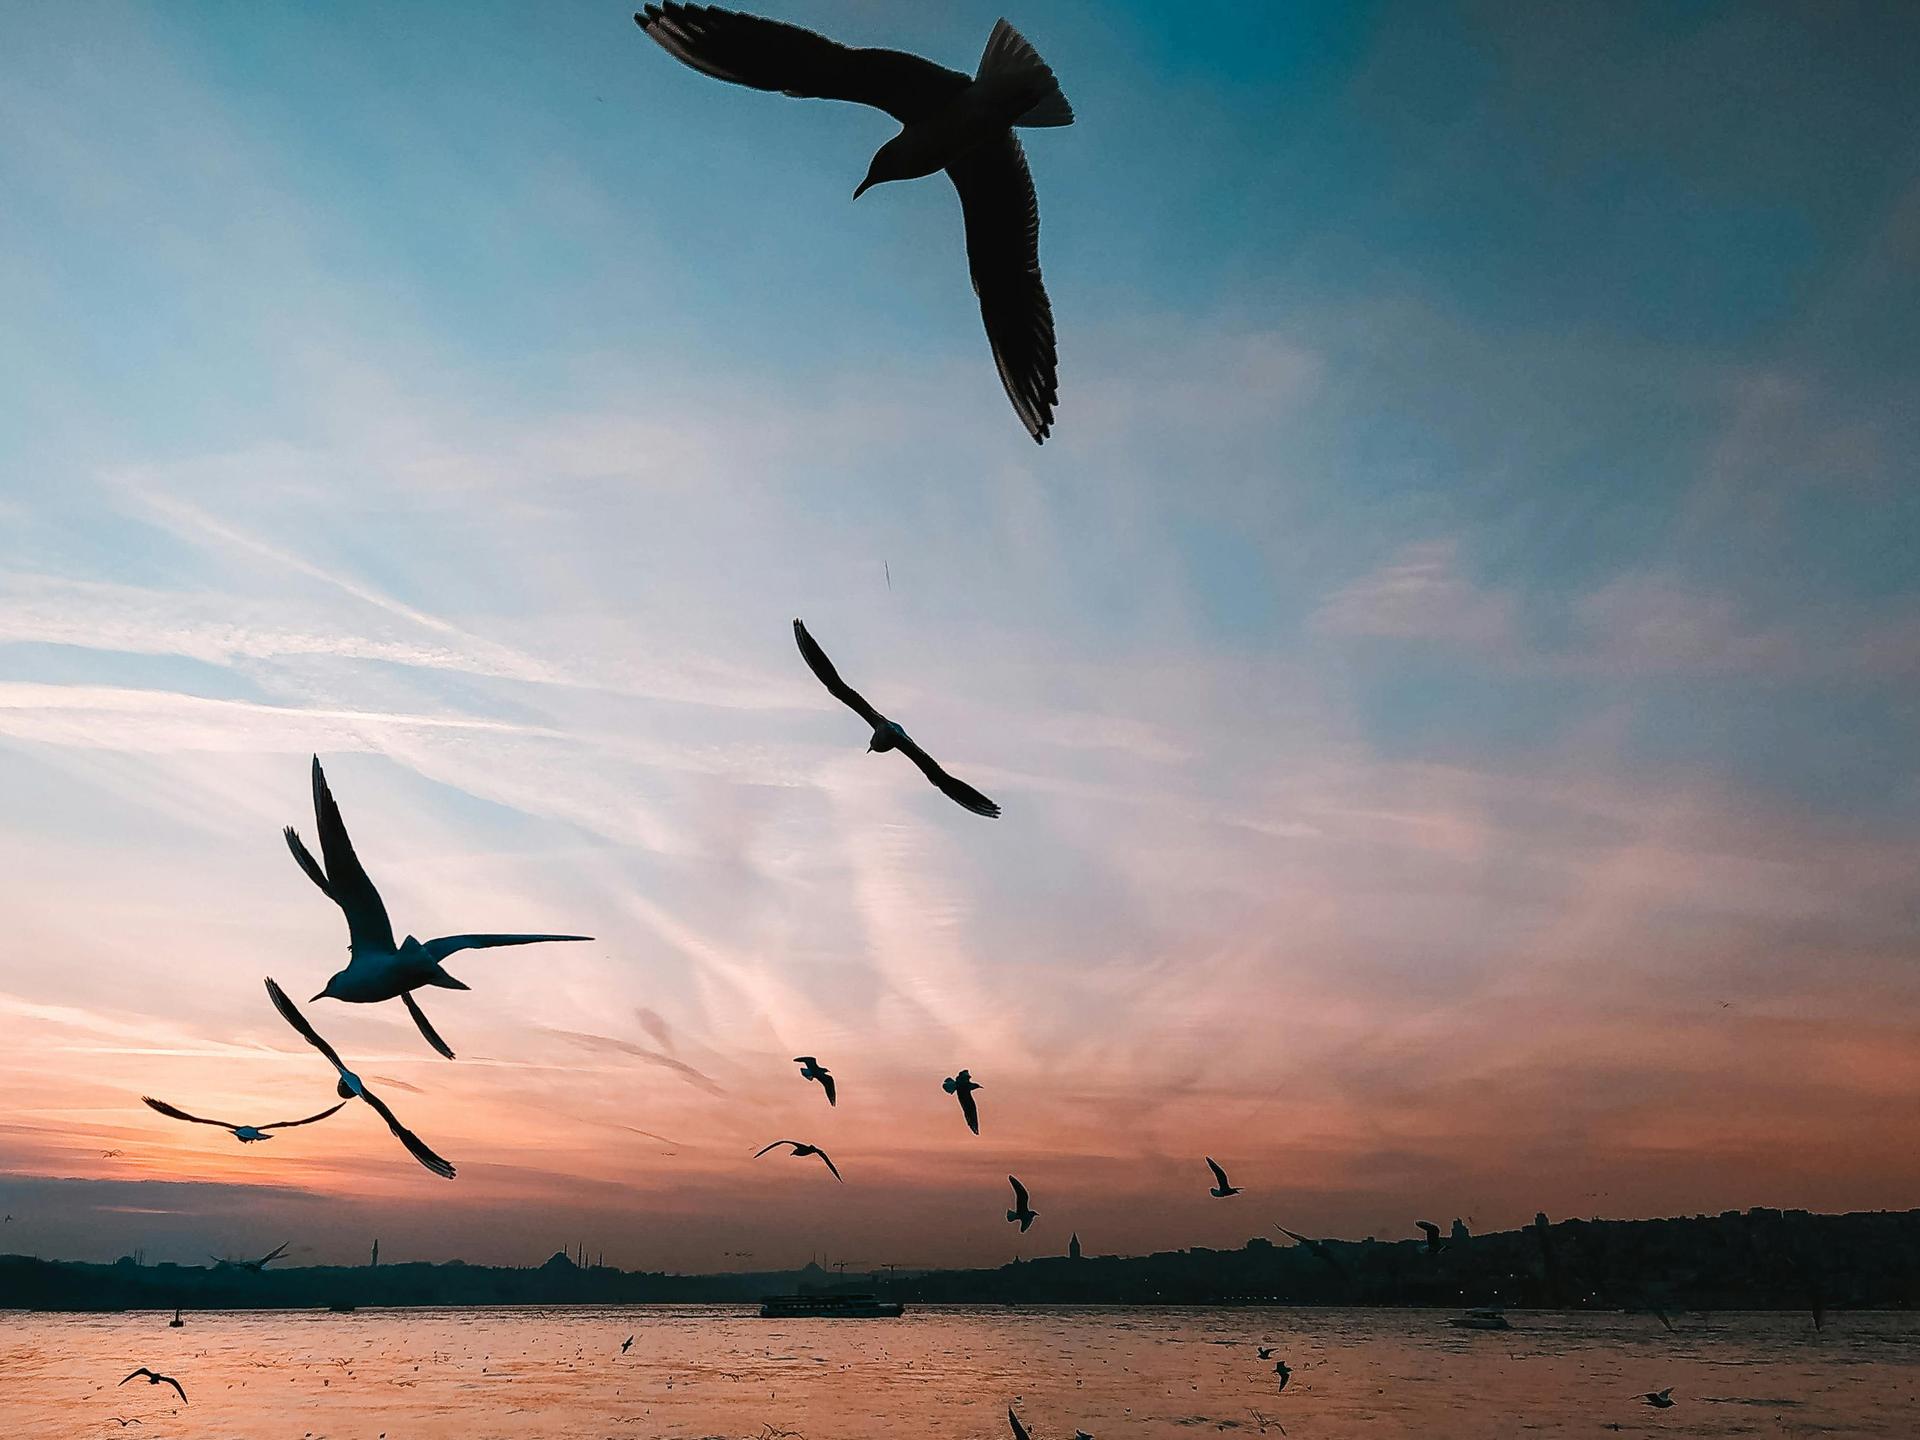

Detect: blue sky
1,1,1917,1270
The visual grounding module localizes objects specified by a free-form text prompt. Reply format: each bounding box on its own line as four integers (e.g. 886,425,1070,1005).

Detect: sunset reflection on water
5,1304,1918,1438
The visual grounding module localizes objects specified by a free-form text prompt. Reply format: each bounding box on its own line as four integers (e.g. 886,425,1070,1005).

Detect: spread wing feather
635,3,967,123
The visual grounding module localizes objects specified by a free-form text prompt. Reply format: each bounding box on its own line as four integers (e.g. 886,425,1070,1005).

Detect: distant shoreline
5,1205,1915,1315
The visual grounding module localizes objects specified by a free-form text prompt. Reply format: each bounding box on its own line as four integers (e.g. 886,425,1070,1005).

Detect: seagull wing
1009,1175,1029,1210
1277,1225,1312,1246
947,132,1058,444
283,825,335,901
1008,1408,1031,1440
792,620,885,729
416,933,593,964
754,1140,800,1158
1206,1157,1231,1190
892,731,1001,818
958,1086,980,1134
158,1374,187,1404
119,1369,152,1386
357,1082,456,1179
400,990,456,1060
260,1101,350,1131
254,1241,291,1267
264,977,350,1077
308,757,397,952
819,1072,837,1107
142,1096,239,1131
816,1148,843,1182
635,3,967,123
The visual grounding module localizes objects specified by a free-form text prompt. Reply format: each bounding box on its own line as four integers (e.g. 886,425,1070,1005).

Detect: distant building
1451,1218,1471,1244
1068,1233,1082,1261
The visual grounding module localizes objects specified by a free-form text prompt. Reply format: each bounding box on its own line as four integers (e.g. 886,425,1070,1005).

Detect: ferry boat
759,1293,904,1319
1447,1307,1511,1331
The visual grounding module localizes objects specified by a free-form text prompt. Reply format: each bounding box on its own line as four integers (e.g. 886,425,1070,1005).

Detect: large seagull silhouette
635,5,1073,442
285,756,591,1059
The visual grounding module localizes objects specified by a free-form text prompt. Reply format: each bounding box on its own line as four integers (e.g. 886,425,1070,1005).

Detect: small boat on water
167,1309,183,1328
327,1302,357,1314
759,1293,903,1319
1448,1307,1511,1331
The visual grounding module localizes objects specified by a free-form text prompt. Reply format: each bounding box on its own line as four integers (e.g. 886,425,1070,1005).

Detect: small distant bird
793,620,1001,817
119,1369,187,1404
1416,1220,1442,1254
286,755,591,1059
1273,1360,1291,1392
1277,1224,1347,1278
754,1139,843,1181
1006,1175,1038,1232
794,1057,836,1106
634,6,1074,444
1008,1408,1032,1440
264,977,456,1179
108,1419,143,1428
142,1096,346,1145
212,1241,291,1274
101,1149,124,1158
1205,1157,1240,1198
1641,1388,1674,1408
1257,1346,1273,1360
944,1069,983,1133
621,1335,634,1354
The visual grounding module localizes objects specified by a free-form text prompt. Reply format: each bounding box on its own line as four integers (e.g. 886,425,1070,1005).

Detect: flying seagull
108,1419,144,1428
264,977,456,1179
1256,1346,1273,1360
212,1241,292,1274
285,755,591,1059
119,1369,187,1405
793,620,1000,818
754,1139,843,1181
794,1056,837,1106
621,1335,634,1354
1006,1175,1038,1232
1277,1224,1347,1277
1273,1360,1292,1393
1416,1220,1442,1254
944,1069,983,1133
1641,1388,1675,1408
1008,1408,1032,1440
142,1095,346,1145
635,5,1072,443
1206,1157,1240,1198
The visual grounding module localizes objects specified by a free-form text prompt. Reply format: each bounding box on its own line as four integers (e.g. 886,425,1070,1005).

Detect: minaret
1068,1233,1082,1261
370,1239,380,1268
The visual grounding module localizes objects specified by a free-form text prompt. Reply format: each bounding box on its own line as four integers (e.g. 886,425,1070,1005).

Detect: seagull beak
310,991,326,1002
853,177,873,200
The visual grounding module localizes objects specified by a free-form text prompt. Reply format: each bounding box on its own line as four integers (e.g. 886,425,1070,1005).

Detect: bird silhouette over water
1006,1175,1038,1232
621,1335,634,1354
264,977,455,1179
142,1095,346,1145
119,1369,187,1405
1641,1388,1675,1408
944,1069,983,1133
1273,1360,1292,1393
794,1056,836,1106
754,1139,843,1181
285,756,591,1059
1008,1408,1032,1440
1205,1157,1240,1197
1256,1346,1273,1360
634,5,1073,443
793,620,1001,817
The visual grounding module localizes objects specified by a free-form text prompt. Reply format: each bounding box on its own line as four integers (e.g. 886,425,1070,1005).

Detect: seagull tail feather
977,18,1074,128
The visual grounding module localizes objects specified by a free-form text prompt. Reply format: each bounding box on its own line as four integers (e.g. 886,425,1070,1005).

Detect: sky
1,0,1917,1273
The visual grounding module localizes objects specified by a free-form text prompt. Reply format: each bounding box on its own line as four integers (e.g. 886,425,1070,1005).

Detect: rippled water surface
4,1305,1916,1437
